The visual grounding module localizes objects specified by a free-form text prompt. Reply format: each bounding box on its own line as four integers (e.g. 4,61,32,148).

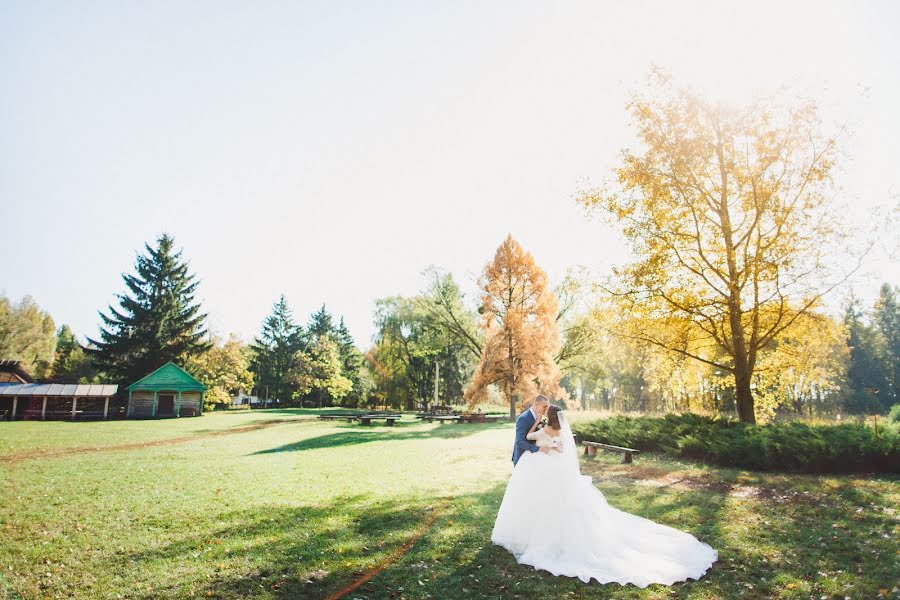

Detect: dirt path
325,500,448,600
0,418,296,464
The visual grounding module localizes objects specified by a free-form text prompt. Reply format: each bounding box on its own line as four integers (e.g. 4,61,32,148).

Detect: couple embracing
491,394,718,588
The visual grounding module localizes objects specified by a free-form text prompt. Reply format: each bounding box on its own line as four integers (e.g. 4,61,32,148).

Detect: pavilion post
11,396,17,420
103,397,109,419
176,391,181,417
71,397,78,420
152,391,158,417
41,396,47,420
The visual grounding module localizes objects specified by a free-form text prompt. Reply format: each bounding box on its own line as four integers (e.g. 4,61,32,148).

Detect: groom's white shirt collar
530,406,539,421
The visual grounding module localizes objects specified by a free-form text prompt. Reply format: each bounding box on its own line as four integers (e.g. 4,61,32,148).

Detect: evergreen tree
250,296,304,404
88,234,209,383
873,283,899,406
843,294,891,413
335,317,367,405
307,304,335,340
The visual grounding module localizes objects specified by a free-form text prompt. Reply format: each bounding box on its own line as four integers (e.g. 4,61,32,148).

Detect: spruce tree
843,294,891,413
88,234,210,383
250,296,304,404
335,317,366,404
873,283,899,406
307,304,335,340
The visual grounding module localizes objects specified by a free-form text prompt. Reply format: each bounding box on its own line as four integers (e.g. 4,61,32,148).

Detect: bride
491,404,718,587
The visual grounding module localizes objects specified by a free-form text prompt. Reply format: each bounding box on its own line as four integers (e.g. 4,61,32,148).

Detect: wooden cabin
127,362,206,418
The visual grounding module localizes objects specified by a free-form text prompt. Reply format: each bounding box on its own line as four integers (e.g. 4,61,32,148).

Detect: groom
512,394,551,465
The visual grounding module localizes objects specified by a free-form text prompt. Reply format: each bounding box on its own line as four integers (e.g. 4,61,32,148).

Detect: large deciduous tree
289,335,352,407
578,75,858,423
465,235,564,420
51,325,100,383
188,334,254,410
417,267,483,361
88,234,210,383
0,294,56,378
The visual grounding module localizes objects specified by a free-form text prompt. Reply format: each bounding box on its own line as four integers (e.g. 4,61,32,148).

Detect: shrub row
572,413,899,473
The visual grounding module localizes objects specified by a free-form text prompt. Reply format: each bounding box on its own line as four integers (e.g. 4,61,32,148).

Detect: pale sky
1,1,898,348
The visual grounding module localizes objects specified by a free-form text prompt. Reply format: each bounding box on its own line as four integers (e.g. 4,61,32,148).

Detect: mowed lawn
0,411,897,600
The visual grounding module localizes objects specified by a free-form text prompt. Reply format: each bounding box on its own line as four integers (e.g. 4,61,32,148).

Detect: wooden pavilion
127,362,206,418
0,382,119,420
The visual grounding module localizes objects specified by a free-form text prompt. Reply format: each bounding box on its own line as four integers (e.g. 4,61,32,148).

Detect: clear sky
1,1,898,347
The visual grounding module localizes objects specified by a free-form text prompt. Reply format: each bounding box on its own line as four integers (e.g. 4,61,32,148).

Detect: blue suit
512,409,540,465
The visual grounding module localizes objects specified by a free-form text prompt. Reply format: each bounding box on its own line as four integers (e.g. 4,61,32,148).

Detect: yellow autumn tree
578,72,861,423
465,235,564,421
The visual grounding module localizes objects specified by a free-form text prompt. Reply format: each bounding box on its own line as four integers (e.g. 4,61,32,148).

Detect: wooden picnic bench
357,414,402,426
426,415,461,424
319,413,360,421
582,441,641,464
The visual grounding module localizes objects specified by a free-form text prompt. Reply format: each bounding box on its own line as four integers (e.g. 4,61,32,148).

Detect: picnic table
357,413,402,426
318,413,361,421
582,441,641,464
426,415,461,424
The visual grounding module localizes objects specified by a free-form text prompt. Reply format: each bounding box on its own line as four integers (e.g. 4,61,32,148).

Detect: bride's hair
547,405,562,429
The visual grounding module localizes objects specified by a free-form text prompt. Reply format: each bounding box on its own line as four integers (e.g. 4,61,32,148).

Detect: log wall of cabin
179,392,202,417
130,391,155,417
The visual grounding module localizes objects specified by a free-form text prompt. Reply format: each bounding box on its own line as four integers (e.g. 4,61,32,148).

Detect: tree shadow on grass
74,451,877,599
250,422,510,455
112,493,440,599
103,460,897,600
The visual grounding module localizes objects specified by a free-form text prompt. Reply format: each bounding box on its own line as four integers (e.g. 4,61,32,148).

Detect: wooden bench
358,414,401,426
427,415,460,424
582,441,641,464
319,413,359,421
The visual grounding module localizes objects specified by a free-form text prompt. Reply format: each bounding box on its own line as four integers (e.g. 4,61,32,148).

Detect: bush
889,403,900,427
572,413,900,473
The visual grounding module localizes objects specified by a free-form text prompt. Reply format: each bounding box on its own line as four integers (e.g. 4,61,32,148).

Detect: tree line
1,73,896,422
0,234,371,411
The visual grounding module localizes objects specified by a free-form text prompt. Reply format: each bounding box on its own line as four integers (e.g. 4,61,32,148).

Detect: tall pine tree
843,293,891,414
88,234,210,383
335,316,366,405
250,296,304,404
873,283,899,407
307,304,335,340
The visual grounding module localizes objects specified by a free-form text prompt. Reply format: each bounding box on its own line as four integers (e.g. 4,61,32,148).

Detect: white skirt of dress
491,449,718,587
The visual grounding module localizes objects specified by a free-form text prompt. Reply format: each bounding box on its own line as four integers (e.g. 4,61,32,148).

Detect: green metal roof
127,362,206,392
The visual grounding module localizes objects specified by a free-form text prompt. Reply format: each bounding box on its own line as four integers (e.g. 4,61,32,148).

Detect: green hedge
572,413,900,473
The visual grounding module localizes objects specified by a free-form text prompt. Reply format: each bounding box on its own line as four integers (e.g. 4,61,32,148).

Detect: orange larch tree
465,235,565,421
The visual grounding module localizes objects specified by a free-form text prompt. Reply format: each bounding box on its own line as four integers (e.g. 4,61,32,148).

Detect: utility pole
433,360,440,408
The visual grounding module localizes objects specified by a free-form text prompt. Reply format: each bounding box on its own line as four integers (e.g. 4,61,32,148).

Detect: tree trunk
733,362,755,424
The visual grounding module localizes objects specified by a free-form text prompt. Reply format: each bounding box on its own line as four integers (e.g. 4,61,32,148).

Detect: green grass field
1,410,897,599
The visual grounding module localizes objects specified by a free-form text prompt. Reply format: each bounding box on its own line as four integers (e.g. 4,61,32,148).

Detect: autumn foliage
465,235,564,420
578,73,856,424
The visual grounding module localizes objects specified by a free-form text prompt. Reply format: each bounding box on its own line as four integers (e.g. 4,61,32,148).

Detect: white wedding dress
491,412,718,587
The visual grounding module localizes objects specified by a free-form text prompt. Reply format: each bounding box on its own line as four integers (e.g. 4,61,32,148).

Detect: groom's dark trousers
512,409,540,465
